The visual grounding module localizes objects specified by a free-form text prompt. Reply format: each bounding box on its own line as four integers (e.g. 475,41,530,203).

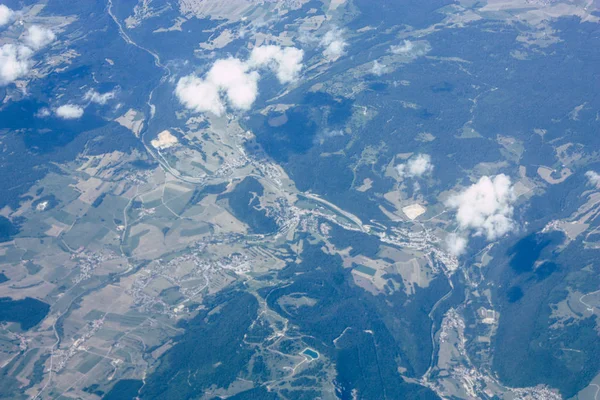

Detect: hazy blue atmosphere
0,0,598,399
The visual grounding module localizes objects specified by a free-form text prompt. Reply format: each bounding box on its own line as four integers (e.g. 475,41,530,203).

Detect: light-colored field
477,0,599,25
402,203,426,220
328,0,347,12
151,130,179,150
115,109,144,137
394,258,433,294
355,178,372,192
179,0,252,18
537,166,572,184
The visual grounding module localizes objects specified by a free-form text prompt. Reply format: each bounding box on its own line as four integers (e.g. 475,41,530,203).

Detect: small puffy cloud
390,40,414,54
55,104,84,120
176,46,303,116
315,129,345,144
396,154,434,179
0,5,15,26
176,58,258,116
323,129,345,137
24,25,56,50
207,57,259,111
36,107,51,118
0,44,33,86
84,89,116,105
390,40,429,57
446,174,516,241
249,45,304,83
585,171,600,188
176,75,225,116
0,23,59,86
371,60,388,76
446,233,468,256
320,28,347,62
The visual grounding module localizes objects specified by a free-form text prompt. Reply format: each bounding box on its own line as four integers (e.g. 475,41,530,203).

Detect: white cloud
176,46,303,116
0,5,15,26
0,44,33,86
55,104,84,120
371,60,387,76
390,40,430,57
36,107,51,118
585,171,600,188
396,154,434,179
207,57,259,111
176,75,225,115
390,40,414,54
84,89,116,105
176,58,258,116
446,233,468,256
323,129,345,137
0,23,59,86
446,174,516,241
24,25,56,50
320,28,347,62
315,129,345,144
248,45,304,83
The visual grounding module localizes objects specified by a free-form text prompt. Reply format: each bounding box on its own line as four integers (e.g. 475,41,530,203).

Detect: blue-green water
302,348,319,360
